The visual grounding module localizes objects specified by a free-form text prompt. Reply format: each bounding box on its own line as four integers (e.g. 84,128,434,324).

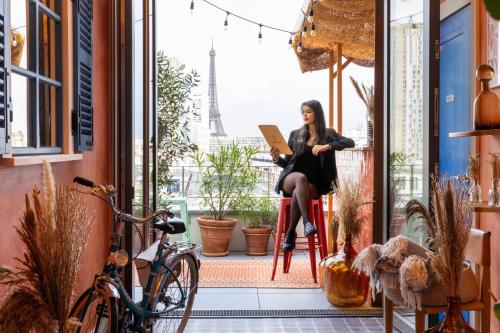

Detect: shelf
471,202,500,212
449,129,500,138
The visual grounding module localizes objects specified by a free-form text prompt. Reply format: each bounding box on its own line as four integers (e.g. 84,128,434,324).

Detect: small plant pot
242,227,272,256
197,217,237,257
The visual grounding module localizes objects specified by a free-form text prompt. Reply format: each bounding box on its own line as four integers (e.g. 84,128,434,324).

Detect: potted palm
240,194,278,256
194,143,258,257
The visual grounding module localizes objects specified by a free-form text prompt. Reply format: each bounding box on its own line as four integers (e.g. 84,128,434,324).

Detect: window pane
40,0,61,15
39,12,58,80
11,74,32,148
39,83,58,147
11,1,29,69
389,0,424,242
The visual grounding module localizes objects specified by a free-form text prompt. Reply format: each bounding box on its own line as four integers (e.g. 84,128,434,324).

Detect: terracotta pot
242,227,272,256
473,64,500,129
325,234,370,307
425,296,476,333
197,217,237,257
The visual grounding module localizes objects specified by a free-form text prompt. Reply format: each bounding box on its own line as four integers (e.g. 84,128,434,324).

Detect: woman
270,100,355,252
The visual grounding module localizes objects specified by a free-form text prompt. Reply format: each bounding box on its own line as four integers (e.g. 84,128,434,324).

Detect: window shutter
0,0,8,154
74,0,93,151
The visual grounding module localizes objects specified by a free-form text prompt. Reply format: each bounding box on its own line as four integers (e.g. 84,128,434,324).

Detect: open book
258,125,293,155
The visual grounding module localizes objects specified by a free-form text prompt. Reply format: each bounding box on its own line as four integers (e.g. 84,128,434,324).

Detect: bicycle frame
80,191,193,329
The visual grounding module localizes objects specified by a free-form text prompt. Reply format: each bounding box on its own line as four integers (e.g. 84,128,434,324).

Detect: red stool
271,196,327,283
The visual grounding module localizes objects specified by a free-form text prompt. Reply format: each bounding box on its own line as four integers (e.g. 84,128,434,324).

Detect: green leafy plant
157,51,200,196
485,0,500,20
240,194,279,229
194,143,258,220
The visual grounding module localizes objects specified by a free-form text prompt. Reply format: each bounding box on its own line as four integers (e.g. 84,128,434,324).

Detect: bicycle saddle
153,216,186,234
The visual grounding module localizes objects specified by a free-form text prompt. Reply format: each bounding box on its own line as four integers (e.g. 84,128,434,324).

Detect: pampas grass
405,176,472,299
350,76,375,124
427,176,472,297
335,177,366,239
0,161,93,332
488,153,499,182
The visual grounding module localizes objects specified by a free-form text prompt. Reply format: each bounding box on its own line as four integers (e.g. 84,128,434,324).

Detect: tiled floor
184,317,392,332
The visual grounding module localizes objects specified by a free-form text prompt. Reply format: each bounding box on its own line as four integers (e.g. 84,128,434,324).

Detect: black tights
282,172,318,240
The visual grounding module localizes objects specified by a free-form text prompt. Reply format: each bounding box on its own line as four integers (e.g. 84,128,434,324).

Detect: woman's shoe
303,221,317,237
282,231,297,252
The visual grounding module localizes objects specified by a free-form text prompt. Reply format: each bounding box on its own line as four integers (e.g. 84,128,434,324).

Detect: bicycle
69,176,199,333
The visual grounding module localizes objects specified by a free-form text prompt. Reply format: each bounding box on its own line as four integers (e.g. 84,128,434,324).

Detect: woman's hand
312,144,331,156
270,147,280,161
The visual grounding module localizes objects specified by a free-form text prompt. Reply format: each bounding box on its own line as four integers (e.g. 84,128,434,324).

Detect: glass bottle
488,179,498,207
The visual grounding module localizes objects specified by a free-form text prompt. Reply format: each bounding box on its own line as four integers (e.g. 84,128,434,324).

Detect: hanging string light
224,11,229,31
307,9,314,23
297,40,303,53
288,33,293,49
302,24,307,35
190,0,298,46
310,23,316,36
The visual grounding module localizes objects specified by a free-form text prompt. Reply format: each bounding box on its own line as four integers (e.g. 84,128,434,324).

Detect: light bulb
224,20,228,31
190,1,194,15
308,10,313,23
288,35,293,49
310,23,316,36
297,41,303,53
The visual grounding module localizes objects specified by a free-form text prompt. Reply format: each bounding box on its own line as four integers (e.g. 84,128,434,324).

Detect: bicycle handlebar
73,176,174,229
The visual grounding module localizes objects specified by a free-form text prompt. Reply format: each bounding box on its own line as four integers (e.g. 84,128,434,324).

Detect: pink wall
0,0,112,299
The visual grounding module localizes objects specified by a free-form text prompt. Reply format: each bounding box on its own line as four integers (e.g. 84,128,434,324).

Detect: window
10,0,62,154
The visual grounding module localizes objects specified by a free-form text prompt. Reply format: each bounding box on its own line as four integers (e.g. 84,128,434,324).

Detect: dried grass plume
350,76,375,124
427,176,472,297
335,177,366,239
467,153,480,184
0,161,94,332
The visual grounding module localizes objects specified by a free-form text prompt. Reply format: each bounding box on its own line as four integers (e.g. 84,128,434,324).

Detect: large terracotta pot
197,217,237,257
242,227,272,256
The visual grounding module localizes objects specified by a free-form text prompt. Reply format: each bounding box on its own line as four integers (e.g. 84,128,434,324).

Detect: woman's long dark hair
296,100,327,156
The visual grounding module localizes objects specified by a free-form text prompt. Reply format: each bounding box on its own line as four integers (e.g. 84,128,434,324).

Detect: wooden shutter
73,0,93,151
0,0,9,154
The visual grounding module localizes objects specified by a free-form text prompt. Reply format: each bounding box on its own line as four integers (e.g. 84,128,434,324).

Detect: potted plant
194,143,258,257
240,194,278,256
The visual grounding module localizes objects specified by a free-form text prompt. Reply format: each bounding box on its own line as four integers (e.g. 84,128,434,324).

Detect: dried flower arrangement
349,76,375,125
335,177,366,240
407,176,472,297
0,161,93,332
427,177,472,298
467,153,480,184
488,153,499,182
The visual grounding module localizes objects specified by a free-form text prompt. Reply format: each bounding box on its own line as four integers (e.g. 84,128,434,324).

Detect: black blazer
274,128,355,195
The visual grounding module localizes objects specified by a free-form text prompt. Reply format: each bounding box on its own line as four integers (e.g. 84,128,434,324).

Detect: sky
156,0,374,138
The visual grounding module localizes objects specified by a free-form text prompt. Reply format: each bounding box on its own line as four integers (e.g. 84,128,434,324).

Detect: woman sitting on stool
270,100,355,252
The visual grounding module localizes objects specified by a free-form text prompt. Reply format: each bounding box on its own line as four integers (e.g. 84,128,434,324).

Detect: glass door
388,0,425,240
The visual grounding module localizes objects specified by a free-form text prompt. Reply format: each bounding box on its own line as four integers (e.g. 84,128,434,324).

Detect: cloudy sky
156,0,374,138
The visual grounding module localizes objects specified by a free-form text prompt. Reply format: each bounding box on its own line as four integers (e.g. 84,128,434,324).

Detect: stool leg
283,205,292,273
317,199,328,258
308,203,317,283
271,203,286,281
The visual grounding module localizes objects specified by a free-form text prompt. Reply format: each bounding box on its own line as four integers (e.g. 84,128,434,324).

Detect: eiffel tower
208,42,227,137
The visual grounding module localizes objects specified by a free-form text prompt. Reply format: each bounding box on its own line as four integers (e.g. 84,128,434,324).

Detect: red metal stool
270,196,327,283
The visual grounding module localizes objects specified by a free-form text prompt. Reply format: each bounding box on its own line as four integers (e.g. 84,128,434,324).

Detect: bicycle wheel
69,287,119,333
149,253,198,333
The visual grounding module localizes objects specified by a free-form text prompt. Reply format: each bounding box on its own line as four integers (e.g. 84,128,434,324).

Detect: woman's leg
282,173,318,251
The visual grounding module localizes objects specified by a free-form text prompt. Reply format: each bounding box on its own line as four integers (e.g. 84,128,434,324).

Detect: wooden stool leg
383,295,393,333
415,310,425,333
271,202,286,281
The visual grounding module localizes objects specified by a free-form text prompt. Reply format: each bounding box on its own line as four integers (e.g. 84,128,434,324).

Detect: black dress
274,128,355,196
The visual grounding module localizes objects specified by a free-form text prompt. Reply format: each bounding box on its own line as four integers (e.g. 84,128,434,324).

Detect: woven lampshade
294,0,375,72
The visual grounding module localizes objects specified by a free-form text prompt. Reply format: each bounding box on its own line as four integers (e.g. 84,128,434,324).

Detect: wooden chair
384,228,491,333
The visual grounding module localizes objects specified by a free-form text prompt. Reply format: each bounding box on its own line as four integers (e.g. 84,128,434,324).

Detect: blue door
439,5,472,176
438,5,472,324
